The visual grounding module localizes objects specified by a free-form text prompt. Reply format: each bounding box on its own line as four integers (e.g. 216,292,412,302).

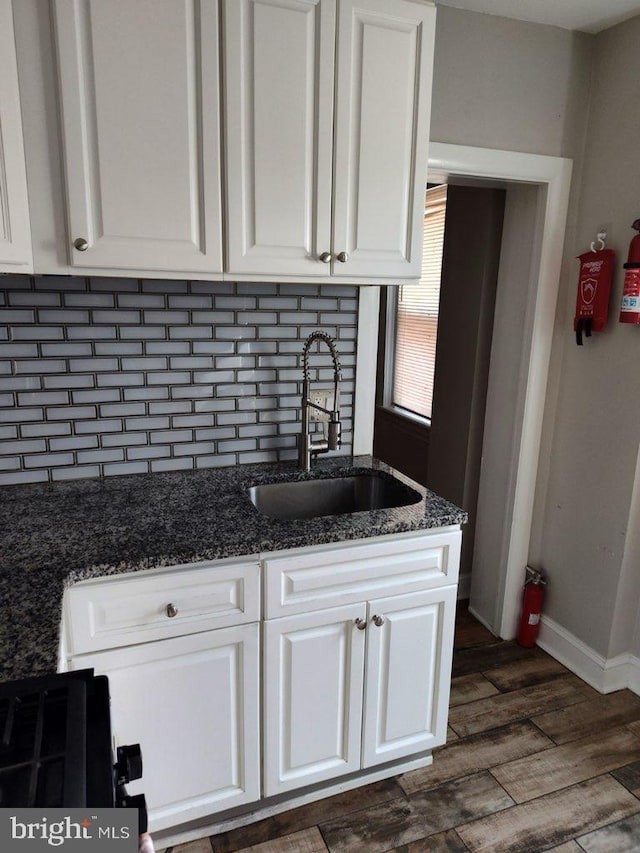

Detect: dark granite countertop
0,456,466,682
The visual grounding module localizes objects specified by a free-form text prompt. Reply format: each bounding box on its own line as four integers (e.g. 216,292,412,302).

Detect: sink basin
247,472,421,520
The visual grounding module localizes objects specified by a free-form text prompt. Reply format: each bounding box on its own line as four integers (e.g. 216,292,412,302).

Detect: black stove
0,669,146,830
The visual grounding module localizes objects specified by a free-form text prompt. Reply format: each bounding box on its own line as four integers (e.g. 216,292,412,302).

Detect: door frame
354,142,572,639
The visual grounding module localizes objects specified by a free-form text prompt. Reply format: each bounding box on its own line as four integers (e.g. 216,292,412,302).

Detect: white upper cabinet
52,0,223,274
0,0,33,273
224,0,436,281
332,0,435,279
224,0,335,277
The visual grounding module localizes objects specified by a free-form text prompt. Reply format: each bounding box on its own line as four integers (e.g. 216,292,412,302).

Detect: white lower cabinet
69,623,261,833
362,586,457,767
263,603,367,796
63,529,460,834
263,585,457,796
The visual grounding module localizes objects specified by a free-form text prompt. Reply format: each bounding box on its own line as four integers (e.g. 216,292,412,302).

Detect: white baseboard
457,572,471,600
538,614,640,696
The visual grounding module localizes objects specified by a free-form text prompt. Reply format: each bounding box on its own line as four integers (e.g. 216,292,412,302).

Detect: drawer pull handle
73,237,89,252
372,614,385,627
354,617,367,630
166,603,178,618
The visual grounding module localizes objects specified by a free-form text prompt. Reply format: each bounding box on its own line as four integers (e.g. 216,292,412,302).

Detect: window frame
383,184,448,427
382,285,431,427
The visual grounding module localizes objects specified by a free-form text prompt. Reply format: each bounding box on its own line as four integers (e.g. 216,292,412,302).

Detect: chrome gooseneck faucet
299,330,342,471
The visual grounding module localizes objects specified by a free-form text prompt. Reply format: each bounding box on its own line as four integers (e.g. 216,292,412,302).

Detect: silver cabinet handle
319,251,332,263
73,237,89,252
372,614,384,627
166,603,178,618
354,617,367,630
336,251,349,263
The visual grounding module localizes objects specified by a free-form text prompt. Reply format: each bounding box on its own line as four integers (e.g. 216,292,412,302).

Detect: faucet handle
327,418,341,451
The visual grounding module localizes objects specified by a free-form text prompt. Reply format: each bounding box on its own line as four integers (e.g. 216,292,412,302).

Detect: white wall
430,6,592,158
535,15,640,660
432,6,640,669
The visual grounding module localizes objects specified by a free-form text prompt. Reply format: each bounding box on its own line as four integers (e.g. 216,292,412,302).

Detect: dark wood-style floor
166,605,640,853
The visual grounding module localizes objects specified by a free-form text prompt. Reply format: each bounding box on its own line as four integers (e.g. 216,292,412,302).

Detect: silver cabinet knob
372,614,384,627
354,617,367,630
319,251,332,263
166,603,178,618
336,251,349,263
73,237,89,252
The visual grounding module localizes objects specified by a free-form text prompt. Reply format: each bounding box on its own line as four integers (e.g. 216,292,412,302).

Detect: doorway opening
374,182,505,596
356,143,572,639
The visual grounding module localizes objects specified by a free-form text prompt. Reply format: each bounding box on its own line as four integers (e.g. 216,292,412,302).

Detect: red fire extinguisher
516,568,547,648
620,219,640,325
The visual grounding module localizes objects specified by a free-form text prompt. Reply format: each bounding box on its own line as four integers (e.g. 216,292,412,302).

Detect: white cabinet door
0,0,32,272
362,585,456,767
331,0,435,279
224,0,335,276
52,0,223,273
263,603,366,796
73,624,260,832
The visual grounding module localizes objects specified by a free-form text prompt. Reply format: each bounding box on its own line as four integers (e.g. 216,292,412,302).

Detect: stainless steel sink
247,472,421,520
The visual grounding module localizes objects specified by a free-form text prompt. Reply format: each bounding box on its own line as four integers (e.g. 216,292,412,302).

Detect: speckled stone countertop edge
0,456,467,683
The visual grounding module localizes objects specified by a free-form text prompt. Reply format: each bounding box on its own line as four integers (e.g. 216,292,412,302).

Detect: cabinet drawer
65,556,260,654
263,530,461,619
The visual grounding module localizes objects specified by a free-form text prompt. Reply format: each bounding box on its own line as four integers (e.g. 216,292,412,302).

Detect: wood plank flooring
163,604,640,853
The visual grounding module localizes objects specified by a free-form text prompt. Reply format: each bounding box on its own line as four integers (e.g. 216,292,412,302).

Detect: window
388,184,447,421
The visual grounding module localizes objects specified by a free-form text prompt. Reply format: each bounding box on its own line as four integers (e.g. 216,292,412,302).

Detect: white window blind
392,184,447,420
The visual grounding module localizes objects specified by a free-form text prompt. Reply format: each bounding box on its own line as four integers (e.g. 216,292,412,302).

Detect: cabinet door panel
224,0,335,276
362,586,456,767
264,603,366,795
332,0,435,278
0,0,32,271
53,0,222,273
74,624,260,832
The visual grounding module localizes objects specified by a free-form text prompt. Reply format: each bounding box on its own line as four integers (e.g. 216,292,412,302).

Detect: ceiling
435,0,640,33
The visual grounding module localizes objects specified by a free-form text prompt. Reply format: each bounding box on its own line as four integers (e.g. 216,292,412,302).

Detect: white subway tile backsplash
92,310,141,324
21,422,71,438
25,452,74,468
65,292,115,308
128,445,170,460
172,414,213,429
104,460,148,477
50,435,98,451
215,327,256,340
47,405,96,421
118,293,164,308
100,402,145,418
151,457,193,472
102,432,147,448
17,391,69,406
0,407,43,423
150,429,192,444
168,295,212,309
52,465,100,481
0,439,46,455
39,310,89,324
144,310,189,324
77,448,124,464
96,372,144,387
0,279,358,483
125,416,170,431
67,326,117,340
0,310,35,323
72,389,120,405
9,291,60,307
75,419,123,434
11,326,64,341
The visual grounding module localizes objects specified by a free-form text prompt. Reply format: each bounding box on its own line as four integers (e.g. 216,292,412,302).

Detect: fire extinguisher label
528,613,540,626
